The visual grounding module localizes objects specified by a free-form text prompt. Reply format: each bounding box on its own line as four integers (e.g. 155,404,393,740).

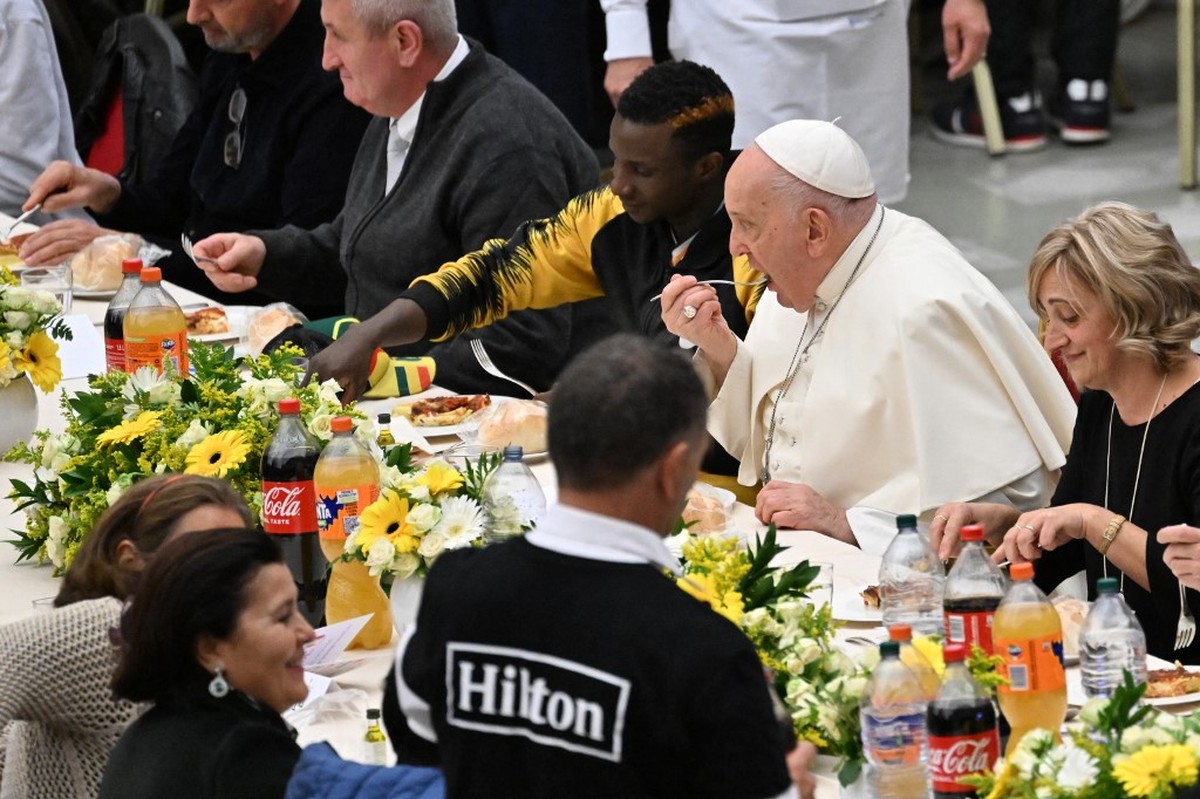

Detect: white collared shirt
385,34,470,192
525,503,682,575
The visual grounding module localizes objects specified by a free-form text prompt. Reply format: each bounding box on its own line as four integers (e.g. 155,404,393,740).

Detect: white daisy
434,496,486,549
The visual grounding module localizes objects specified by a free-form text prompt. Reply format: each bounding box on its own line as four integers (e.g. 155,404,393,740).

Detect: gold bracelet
1099,514,1127,556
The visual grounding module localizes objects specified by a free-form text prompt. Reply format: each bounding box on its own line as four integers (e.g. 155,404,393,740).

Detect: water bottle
1079,576,1147,699
482,445,546,543
880,514,945,636
860,640,931,798
943,524,1008,656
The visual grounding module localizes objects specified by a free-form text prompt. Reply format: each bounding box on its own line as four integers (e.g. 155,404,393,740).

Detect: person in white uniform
659,119,1076,555
599,0,990,204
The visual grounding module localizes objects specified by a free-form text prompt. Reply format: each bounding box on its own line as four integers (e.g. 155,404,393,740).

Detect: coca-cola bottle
943,524,1007,655
103,258,143,372
928,643,1000,798
261,397,326,625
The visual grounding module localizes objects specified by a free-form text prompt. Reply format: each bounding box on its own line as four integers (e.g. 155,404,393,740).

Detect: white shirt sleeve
849,466,1055,556
599,0,653,61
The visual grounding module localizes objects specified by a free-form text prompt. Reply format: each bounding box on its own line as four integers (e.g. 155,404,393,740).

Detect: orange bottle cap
140,266,162,282
121,258,143,274
330,416,353,433
887,623,913,641
1009,561,1034,580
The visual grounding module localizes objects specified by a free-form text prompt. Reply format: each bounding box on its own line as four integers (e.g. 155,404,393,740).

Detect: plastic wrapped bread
476,400,548,453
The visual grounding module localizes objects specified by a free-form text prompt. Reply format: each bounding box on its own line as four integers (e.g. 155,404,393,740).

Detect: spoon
649,277,768,302
4,203,41,240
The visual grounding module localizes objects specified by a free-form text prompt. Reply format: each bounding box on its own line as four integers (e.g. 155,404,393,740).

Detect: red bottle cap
278,398,300,414
943,643,968,662
330,416,353,433
140,266,162,282
961,524,984,542
121,258,143,274
1009,561,1034,580
887,623,913,642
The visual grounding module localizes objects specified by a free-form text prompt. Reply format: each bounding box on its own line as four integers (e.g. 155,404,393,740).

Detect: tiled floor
896,0,1193,326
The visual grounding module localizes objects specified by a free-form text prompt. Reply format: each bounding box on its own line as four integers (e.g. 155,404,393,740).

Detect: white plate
394,395,498,436
185,305,250,343
75,287,118,300
832,583,883,623
1067,655,1190,706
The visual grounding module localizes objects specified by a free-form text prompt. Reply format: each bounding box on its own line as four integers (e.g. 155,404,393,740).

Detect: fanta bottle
122,266,188,376
992,561,1066,755
314,416,389,648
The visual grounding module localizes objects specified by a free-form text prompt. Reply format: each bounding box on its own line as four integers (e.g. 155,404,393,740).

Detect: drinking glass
806,561,834,609
31,596,56,613
20,264,73,315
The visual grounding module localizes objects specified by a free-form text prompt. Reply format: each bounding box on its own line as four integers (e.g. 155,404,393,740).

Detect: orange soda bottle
314,416,390,648
122,266,189,375
992,561,1066,755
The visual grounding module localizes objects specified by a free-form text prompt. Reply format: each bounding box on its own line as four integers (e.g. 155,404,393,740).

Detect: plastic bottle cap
503,445,524,460
121,258,143,274
961,524,984,542
943,643,968,663
896,513,917,529
378,412,391,424
1096,576,1120,594
1009,561,1034,580
879,640,900,658
139,266,162,282
366,708,381,720
331,416,354,433
278,397,300,414
887,623,913,642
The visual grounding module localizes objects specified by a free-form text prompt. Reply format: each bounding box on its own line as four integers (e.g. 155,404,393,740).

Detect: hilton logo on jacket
446,642,631,762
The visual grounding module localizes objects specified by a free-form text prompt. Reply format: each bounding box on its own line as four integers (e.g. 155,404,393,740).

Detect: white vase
0,374,37,455
389,576,426,634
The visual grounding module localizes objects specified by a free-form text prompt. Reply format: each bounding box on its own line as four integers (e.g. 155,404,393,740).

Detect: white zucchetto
755,119,876,199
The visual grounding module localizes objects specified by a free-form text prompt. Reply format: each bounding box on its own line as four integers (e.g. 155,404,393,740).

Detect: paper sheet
302,613,374,667
55,314,105,379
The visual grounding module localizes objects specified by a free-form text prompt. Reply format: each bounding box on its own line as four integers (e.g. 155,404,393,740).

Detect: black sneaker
931,91,1048,152
1050,78,1111,145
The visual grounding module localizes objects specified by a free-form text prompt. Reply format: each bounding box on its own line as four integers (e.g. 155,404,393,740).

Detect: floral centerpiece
5,342,357,571
967,674,1200,799
341,445,497,581
0,265,70,392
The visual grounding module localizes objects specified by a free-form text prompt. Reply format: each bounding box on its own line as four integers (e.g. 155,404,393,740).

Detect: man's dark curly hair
616,60,734,163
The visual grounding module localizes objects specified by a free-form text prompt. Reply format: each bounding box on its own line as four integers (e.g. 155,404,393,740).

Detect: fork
180,233,218,267
649,277,767,302
470,338,537,397
4,203,40,240
1177,583,1196,650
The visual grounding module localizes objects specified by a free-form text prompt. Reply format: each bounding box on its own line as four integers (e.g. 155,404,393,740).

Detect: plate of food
1144,663,1200,706
831,582,884,623
185,306,240,342
393,394,493,435
0,231,32,270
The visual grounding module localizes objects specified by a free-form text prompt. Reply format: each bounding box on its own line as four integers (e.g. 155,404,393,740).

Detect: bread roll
682,488,727,535
477,400,547,452
246,307,300,354
70,234,140,291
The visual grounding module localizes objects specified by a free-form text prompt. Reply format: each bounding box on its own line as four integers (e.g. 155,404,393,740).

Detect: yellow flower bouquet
0,266,71,392
5,342,359,571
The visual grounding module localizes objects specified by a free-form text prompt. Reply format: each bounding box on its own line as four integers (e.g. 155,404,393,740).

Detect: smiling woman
98,528,315,799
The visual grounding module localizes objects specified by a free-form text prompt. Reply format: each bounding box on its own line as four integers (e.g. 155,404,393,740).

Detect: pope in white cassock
660,119,1077,555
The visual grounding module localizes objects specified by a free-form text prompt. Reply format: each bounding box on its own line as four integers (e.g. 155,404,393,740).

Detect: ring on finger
933,514,949,523
682,304,697,320
1021,524,1036,532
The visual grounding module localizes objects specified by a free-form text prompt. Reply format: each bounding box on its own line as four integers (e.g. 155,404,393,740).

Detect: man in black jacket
190,0,600,396
21,0,370,319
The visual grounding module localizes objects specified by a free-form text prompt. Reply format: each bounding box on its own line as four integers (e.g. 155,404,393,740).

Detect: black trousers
984,0,1120,99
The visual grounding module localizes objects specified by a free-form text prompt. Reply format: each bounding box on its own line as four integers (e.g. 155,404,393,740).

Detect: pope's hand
18,219,115,265
304,324,379,404
756,480,854,544
1159,524,1200,591
192,233,266,293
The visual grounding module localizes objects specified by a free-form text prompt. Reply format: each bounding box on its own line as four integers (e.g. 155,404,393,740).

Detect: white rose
2,286,33,308
417,531,447,561
106,482,126,505
4,310,32,330
392,552,420,579
45,515,69,569
5,330,23,349
791,637,822,666
317,378,342,406
365,537,396,576
407,484,431,503
146,381,181,406
175,418,211,450
406,503,440,533
308,413,334,440
842,675,868,699
379,464,406,492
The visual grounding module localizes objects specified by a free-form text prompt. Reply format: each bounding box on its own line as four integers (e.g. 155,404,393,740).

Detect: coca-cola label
944,610,996,655
262,481,318,534
929,730,999,792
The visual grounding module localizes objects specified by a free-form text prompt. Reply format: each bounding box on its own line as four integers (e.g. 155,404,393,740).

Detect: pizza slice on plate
1145,664,1200,698
395,394,491,427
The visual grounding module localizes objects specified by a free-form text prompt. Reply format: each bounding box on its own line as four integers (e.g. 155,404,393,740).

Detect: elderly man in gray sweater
194,0,601,395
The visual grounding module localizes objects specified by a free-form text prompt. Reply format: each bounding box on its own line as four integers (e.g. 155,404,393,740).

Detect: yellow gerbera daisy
417,461,464,495
357,492,416,555
1114,744,1199,797
0,339,11,372
14,330,61,392
96,410,163,446
184,430,251,477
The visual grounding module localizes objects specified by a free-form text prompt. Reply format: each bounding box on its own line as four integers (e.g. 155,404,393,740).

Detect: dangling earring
208,664,229,698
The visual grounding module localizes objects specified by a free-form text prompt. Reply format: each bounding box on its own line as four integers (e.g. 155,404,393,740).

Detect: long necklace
760,207,886,483
1102,371,1168,587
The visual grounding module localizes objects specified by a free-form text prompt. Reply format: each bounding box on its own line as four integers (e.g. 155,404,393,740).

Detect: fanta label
929,730,1000,792
994,633,1066,694
262,481,318,534
124,332,189,375
317,483,379,541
